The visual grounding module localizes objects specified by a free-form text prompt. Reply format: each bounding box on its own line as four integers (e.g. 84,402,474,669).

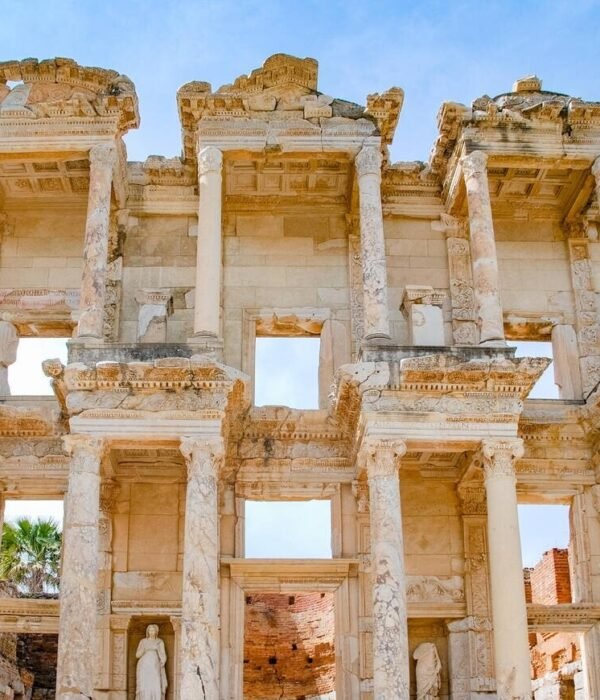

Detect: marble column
77,143,116,339
179,437,223,699
56,435,104,700
481,438,531,700
461,151,505,345
355,145,391,340
364,439,409,699
0,320,18,395
193,146,223,337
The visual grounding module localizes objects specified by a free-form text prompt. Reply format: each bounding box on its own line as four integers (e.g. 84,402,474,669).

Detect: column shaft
355,145,391,339
193,146,223,337
56,435,104,700
461,151,505,344
365,439,409,699
77,144,115,339
179,437,223,699
482,439,531,700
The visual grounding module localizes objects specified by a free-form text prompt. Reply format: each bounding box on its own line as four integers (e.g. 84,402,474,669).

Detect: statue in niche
135,624,167,700
413,642,441,700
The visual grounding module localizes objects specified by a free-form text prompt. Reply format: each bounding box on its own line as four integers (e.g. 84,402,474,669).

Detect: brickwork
526,549,581,682
530,549,572,605
243,593,335,699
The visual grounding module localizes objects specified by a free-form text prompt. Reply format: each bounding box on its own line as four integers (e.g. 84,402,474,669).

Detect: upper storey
431,75,600,223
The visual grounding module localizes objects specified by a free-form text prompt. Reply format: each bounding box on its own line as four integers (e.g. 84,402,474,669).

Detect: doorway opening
243,592,335,699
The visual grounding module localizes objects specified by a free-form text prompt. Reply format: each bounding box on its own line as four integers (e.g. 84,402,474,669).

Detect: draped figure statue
136,624,167,700
413,641,441,700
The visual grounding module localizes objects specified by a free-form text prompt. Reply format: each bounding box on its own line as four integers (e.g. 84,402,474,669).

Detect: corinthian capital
461,150,488,180
481,438,524,480
355,145,382,178
180,436,224,478
359,438,407,479
62,434,105,462
89,143,117,169
198,146,223,175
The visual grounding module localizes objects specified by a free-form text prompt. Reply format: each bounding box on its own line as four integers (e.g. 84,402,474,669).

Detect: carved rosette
481,439,524,482
198,145,223,175
355,145,382,178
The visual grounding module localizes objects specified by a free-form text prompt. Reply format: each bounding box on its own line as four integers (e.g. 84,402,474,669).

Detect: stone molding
481,438,524,480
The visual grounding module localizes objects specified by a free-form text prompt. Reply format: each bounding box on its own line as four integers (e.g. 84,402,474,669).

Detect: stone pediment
177,53,403,162
0,57,139,133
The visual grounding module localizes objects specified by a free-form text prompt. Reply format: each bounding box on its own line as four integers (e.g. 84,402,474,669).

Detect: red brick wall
243,592,335,699
530,548,572,605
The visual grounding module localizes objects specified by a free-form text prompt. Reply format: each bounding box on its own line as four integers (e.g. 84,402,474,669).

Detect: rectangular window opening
244,500,332,559
508,340,558,399
2,499,64,597
254,337,320,409
8,337,69,396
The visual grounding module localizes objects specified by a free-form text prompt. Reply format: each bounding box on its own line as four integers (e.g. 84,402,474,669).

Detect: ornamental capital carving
198,145,223,175
359,438,407,479
352,479,370,513
89,143,117,169
100,479,119,514
461,150,488,180
481,438,524,480
62,434,105,461
355,145,382,178
179,436,224,477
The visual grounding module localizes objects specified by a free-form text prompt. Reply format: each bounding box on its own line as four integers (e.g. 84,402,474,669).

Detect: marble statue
413,642,441,700
136,624,167,700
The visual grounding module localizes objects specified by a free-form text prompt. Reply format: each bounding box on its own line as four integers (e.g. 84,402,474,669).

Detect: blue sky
2,1,599,162
1,1,588,565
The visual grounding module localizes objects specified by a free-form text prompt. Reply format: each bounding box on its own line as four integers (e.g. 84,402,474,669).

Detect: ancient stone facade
0,55,599,699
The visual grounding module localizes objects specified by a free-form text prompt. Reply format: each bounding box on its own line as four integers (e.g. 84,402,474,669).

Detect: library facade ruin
0,53,599,699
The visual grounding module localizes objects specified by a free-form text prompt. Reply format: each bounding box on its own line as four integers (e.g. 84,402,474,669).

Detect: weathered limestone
355,145,391,340
363,439,409,700
551,324,583,399
56,435,104,700
135,289,173,342
0,321,18,394
400,285,446,346
461,151,505,345
179,437,223,699
77,144,116,339
192,146,223,338
318,319,351,408
481,438,532,700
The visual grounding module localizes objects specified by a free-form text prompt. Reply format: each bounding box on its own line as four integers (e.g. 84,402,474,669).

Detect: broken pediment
0,57,139,132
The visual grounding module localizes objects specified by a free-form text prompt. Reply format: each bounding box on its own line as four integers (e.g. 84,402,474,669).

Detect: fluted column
77,144,116,339
179,437,223,699
363,439,409,699
193,146,223,337
481,438,531,700
461,151,505,345
355,145,391,340
56,435,104,700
